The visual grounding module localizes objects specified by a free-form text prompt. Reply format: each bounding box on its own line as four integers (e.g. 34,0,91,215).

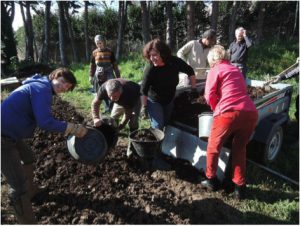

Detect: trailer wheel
262,125,283,163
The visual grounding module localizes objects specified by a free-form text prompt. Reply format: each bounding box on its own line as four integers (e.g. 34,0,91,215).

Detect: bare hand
93,118,102,127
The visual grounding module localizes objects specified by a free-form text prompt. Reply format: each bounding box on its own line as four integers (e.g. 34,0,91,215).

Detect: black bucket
129,128,165,159
94,123,118,149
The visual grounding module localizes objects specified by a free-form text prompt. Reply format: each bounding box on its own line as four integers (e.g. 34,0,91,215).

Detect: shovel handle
274,62,298,78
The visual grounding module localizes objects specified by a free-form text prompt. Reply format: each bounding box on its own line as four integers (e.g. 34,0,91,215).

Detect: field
1,39,299,224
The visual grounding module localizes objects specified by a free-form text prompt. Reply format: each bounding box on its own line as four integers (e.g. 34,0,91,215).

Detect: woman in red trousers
201,45,258,200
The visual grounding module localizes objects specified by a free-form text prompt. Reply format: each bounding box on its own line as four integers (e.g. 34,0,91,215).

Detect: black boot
233,184,246,200
201,177,219,191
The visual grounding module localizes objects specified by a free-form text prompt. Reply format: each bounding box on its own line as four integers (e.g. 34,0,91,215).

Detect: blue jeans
147,98,174,130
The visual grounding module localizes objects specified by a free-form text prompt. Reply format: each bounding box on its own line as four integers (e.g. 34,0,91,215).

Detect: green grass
61,64,94,114
118,53,145,83
247,38,299,120
248,39,298,80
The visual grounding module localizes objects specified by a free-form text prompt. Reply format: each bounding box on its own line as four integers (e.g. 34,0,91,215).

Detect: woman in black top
141,38,196,129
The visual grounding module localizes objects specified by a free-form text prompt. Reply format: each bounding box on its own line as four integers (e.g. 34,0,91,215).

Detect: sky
12,0,118,31
12,3,24,31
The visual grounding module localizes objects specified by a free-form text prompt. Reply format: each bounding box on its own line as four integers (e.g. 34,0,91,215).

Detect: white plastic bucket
198,112,213,142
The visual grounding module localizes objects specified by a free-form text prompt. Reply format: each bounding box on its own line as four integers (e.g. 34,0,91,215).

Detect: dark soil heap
1,86,284,225
1,96,241,224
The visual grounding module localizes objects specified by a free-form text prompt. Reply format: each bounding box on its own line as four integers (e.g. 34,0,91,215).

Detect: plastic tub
198,112,213,142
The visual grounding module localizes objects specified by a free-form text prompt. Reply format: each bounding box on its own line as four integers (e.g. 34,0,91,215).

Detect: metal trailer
161,79,293,181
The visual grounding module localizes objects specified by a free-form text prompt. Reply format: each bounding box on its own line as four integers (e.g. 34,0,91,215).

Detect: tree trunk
211,1,219,32
1,1,18,70
116,1,127,60
42,1,51,64
7,1,15,22
19,2,29,60
166,1,174,49
141,1,151,44
57,1,67,66
64,2,78,63
256,1,266,45
84,1,90,62
228,1,239,43
25,2,34,61
186,1,195,41
293,1,298,36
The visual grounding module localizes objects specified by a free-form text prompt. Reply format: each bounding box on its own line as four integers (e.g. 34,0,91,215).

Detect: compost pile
247,85,277,99
1,96,247,225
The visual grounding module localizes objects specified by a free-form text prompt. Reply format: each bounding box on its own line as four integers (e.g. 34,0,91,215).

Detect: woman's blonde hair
207,45,229,67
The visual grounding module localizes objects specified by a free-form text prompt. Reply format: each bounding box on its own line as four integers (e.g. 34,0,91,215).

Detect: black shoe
233,184,246,200
201,177,219,191
222,179,235,194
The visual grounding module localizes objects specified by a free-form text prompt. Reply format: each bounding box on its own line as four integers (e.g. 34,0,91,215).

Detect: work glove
65,123,88,138
141,105,149,119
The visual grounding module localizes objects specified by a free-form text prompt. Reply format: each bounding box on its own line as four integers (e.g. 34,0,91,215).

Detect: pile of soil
0,97,228,224
247,85,277,99
1,94,294,224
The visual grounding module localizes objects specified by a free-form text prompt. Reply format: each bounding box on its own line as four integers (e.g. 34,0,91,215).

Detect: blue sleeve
30,84,67,133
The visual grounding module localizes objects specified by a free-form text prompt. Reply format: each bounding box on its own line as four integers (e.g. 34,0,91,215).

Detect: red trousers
206,110,258,186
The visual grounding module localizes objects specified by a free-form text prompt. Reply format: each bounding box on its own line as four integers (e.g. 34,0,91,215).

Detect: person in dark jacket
1,68,88,224
141,38,197,130
229,27,253,78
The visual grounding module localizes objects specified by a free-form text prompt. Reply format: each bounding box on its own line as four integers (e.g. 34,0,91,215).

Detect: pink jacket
204,60,257,117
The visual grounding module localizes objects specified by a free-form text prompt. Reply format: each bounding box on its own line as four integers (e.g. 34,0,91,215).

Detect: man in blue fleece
1,67,88,224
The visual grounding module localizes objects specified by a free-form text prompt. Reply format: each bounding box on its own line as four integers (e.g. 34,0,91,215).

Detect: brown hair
48,67,77,91
142,38,172,64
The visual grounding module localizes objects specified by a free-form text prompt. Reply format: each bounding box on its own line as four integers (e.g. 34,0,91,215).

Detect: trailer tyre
262,125,283,163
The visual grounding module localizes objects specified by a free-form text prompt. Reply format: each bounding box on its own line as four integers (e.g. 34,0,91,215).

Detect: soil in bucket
131,129,157,142
130,129,171,171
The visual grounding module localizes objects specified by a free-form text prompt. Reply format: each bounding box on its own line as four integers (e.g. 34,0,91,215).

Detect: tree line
1,1,298,75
